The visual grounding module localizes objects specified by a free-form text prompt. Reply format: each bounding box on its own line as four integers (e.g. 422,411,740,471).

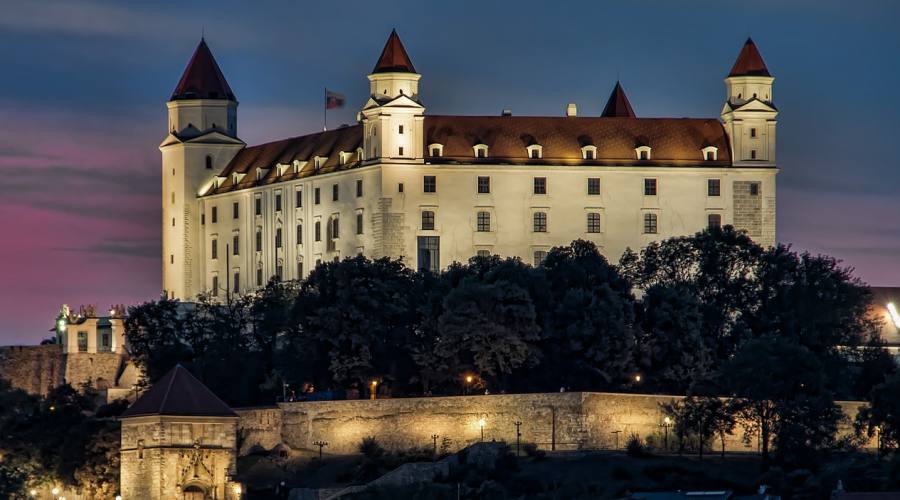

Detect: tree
855,369,900,452
662,396,735,459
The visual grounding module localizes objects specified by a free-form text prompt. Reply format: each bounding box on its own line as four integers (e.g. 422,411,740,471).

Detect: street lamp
29,490,36,498
478,418,486,442
52,487,60,497
370,380,378,400
514,420,523,456
313,440,328,459
633,374,642,383
660,416,672,452
232,484,242,497
464,375,473,395
431,434,439,456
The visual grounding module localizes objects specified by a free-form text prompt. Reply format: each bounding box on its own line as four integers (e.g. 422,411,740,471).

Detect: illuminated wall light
887,302,900,329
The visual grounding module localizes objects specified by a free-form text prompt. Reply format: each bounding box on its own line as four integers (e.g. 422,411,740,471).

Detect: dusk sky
0,0,898,344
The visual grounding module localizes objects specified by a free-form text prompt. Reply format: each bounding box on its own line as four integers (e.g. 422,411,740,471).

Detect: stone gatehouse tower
120,365,241,499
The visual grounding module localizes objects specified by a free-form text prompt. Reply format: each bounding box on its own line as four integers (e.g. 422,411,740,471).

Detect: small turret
721,38,777,166
601,81,636,118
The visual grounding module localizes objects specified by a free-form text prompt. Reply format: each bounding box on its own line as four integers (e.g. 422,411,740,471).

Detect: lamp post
514,420,523,456
634,374,642,384
465,375,473,395
313,440,328,460
660,416,672,452
478,418,486,442
370,380,378,400
431,434,439,457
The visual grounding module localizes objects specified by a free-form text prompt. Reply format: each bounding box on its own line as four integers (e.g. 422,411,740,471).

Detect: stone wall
732,180,762,241
0,345,64,396
235,407,283,455
65,351,126,390
258,392,872,456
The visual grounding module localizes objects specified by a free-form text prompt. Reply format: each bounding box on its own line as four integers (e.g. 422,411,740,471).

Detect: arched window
205,155,213,169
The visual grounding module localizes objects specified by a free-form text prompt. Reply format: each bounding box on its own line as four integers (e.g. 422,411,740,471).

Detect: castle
161,31,778,301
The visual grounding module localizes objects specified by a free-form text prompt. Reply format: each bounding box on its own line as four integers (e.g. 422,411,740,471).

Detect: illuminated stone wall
0,345,64,396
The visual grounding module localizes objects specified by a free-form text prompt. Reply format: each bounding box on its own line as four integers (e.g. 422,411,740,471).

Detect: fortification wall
64,351,125,389
263,392,872,456
0,345,65,396
235,407,283,455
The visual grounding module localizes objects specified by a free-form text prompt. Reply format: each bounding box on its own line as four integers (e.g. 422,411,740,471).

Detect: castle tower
601,81,636,118
119,365,241,500
720,38,777,167
361,30,425,162
161,39,245,300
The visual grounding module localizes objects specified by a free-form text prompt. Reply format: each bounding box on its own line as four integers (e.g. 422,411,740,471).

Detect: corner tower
361,30,426,162
720,38,778,167
161,39,244,300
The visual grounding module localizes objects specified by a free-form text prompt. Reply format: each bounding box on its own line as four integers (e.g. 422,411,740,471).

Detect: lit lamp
660,416,672,452
634,374,642,383
232,484,242,497
29,490,37,498
115,496,122,500
465,375,473,395
52,487,60,497
478,418,486,442
370,380,378,400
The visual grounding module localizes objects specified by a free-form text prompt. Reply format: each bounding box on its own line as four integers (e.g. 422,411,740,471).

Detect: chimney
501,109,512,116
566,103,577,117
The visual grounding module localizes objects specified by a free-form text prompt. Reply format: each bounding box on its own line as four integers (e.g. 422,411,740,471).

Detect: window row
427,143,720,161
203,180,366,224
209,214,365,259
419,210,604,234
413,176,749,198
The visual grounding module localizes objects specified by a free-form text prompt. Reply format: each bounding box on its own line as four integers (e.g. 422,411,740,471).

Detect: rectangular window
750,149,757,160
275,193,282,211
211,239,218,259
399,146,404,156
315,221,321,242
253,229,262,252
750,128,757,138
640,150,649,160
256,268,263,287
332,184,339,202
399,124,404,134
476,249,491,258
211,206,218,223
275,228,283,248
644,178,657,196
585,149,595,160
356,179,363,197
643,213,658,234
275,263,283,282
211,276,219,296
476,211,491,232
530,149,540,159
588,178,601,195
422,210,435,230
356,213,363,234
708,179,721,197
533,212,547,232
398,182,404,193
417,236,440,273
587,212,601,233
170,254,174,264
233,234,239,255
533,177,547,195
533,250,547,267
296,224,303,244
314,188,321,205
232,202,239,219
750,182,760,196
477,148,486,158
233,272,240,293
296,189,302,208
331,218,340,239
708,213,722,230
255,197,262,215
77,331,87,352
430,147,441,157
297,261,304,279
201,213,205,225
423,175,436,193
477,176,490,194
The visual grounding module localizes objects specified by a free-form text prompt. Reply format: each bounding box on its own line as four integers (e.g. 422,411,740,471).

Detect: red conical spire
728,38,770,77
372,29,416,74
601,81,636,118
171,38,236,101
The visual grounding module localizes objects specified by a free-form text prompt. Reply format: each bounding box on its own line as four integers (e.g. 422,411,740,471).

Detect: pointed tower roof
121,365,236,418
171,38,236,101
372,29,416,74
601,81,636,118
729,38,770,77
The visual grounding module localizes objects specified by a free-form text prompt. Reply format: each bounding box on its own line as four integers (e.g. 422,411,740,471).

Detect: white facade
161,35,778,300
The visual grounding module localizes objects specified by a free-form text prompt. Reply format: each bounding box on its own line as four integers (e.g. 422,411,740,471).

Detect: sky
0,0,898,344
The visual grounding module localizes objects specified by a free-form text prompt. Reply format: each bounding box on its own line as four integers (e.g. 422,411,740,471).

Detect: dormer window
276,163,289,176
473,144,489,158
314,156,326,169
232,172,246,185
526,144,543,159
428,143,443,157
339,151,353,165
292,160,305,174
635,145,652,160
581,145,597,160
356,147,364,162
701,146,718,161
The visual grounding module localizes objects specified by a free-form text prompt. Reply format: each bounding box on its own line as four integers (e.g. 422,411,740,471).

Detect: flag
325,90,346,110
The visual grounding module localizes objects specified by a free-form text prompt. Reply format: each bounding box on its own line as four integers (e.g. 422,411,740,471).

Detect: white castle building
161,31,778,300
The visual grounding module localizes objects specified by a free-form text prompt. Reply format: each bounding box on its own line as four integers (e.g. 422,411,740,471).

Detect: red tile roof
729,38,770,77
206,115,734,195
602,82,636,118
372,29,416,74
171,38,236,101
121,365,236,418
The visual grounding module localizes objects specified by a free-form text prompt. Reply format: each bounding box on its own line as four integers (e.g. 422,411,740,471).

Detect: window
644,178,657,196
476,211,491,232
640,150,648,160
275,262,283,281
171,192,175,204
296,189,302,208
423,175,436,193
255,197,262,215
533,250,547,267
205,155,213,169
750,128,757,138
172,218,175,227
585,149,595,160
297,261,304,279
275,227,283,248
636,145,652,160
422,211,435,230
398,183,404,193
474,144,488,158
99,331,111,351
296,224,303,244
356,213,363,234
232,202,239,219
233,271,240,293
708,179,721,197
750,149,757,160
399,124,404,134
527,145,542,159
233,234,239,255
750,182,760,196
78,331,87,352
533,177,547,194
315,221,321,242
331,218,340,239
211,239,218,259
417,236,440,273
256,229,262,251
170,254,174,264
533,212,547,232
587,178,601,195
398,146,404,156
477,176,490,194
314,188,321,204
476,250,491,258
587,213,601,233
643,213,658,234
211,206,218,223
256,268,263,286
708,213,722,230
275,193,282,211
429,144,443,157
582,145,597,160
706,151,714,160
211,276,219,296
201,213,205,225
356,179,363,197
332,184,339,202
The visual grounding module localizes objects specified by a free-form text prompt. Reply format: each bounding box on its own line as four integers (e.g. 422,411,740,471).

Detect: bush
626,433,651,458
522,442,546,460
359,436,385,459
